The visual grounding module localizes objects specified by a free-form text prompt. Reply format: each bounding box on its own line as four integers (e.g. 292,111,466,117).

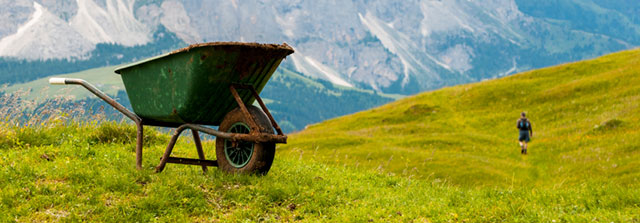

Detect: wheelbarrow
49,42,294,175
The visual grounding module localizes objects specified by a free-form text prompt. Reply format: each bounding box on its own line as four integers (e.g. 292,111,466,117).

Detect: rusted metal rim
114,42,294,74
223,122,254,168
169,42,294,55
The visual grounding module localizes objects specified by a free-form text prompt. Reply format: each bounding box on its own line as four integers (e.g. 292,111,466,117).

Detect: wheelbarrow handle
49,77,145,170
49,77,68,85
48,77,140,124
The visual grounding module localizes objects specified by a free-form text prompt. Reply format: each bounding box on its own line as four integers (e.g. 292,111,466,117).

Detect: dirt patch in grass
590,118,625,134
404,104,438,116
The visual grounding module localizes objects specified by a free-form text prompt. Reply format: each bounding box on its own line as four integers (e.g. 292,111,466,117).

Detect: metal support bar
155,123,286,173
234,84,284,136
166,157,218,167
135,123,143,170
50,78,145,170
183,124,286,143
156,125,188,173
192,129,208,173
228,85,260,132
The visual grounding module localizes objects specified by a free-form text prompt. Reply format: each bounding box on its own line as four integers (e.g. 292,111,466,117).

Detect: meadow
1,49,639,221
280,48,640,188
0,122,638,222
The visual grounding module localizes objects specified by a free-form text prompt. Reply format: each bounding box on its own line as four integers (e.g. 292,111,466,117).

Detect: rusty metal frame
231,84,285,136
155,84,287,172
154,123,286,173
51,78,287,173
229,85,260,133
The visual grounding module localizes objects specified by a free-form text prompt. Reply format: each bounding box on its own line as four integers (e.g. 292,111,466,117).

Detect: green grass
280,48,640,188
0,122,638,222
1,49,640,221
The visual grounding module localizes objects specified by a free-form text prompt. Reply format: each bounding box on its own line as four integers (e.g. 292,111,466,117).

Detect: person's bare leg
523,142,528,154
520,141,524,154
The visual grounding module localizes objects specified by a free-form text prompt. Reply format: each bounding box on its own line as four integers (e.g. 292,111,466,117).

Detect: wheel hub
223,122,254,168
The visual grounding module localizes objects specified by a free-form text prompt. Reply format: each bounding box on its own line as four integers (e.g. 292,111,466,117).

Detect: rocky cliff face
0,0,149,60
1,0,639,94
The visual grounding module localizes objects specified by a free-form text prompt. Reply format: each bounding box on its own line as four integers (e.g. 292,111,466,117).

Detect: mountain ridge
2,0,640,94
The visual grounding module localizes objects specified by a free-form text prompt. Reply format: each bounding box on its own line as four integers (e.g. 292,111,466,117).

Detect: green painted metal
114,42,294,127
223,122,254,168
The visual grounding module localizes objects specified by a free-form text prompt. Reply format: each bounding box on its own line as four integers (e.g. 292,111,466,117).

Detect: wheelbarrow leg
155,126,188,173
135,122,144,170
191,129,208,173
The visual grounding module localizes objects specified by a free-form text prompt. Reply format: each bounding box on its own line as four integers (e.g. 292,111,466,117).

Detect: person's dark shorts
519,130,530,142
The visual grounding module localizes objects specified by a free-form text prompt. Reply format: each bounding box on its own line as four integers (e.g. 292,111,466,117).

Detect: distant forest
0,26,185,85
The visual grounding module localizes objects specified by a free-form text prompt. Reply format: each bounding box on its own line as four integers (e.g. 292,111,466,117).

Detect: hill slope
0,123,638,221
280,48,640,188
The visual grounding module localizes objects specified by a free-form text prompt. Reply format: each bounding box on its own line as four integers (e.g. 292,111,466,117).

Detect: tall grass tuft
0,87,166,149
88,121,166,146
0,89,84,149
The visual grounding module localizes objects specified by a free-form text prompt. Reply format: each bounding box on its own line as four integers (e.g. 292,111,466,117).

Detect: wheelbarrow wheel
216,105,275,175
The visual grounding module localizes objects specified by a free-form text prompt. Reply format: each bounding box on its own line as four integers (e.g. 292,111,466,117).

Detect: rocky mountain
1,0,640,94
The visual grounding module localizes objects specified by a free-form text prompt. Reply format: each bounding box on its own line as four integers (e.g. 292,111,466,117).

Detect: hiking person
517,112,532,154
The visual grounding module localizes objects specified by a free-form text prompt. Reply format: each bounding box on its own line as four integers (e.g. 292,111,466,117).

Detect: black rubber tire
216,105,275,175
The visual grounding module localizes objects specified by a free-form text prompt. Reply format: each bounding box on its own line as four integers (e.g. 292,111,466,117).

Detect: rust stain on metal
199,50,211,62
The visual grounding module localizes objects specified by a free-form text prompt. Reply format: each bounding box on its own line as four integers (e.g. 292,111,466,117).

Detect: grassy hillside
279,48,640,188
0,122,638,221
2,49,640,221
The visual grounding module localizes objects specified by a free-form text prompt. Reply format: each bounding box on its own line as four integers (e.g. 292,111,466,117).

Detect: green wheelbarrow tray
115,42,294,127
49,42,294,175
